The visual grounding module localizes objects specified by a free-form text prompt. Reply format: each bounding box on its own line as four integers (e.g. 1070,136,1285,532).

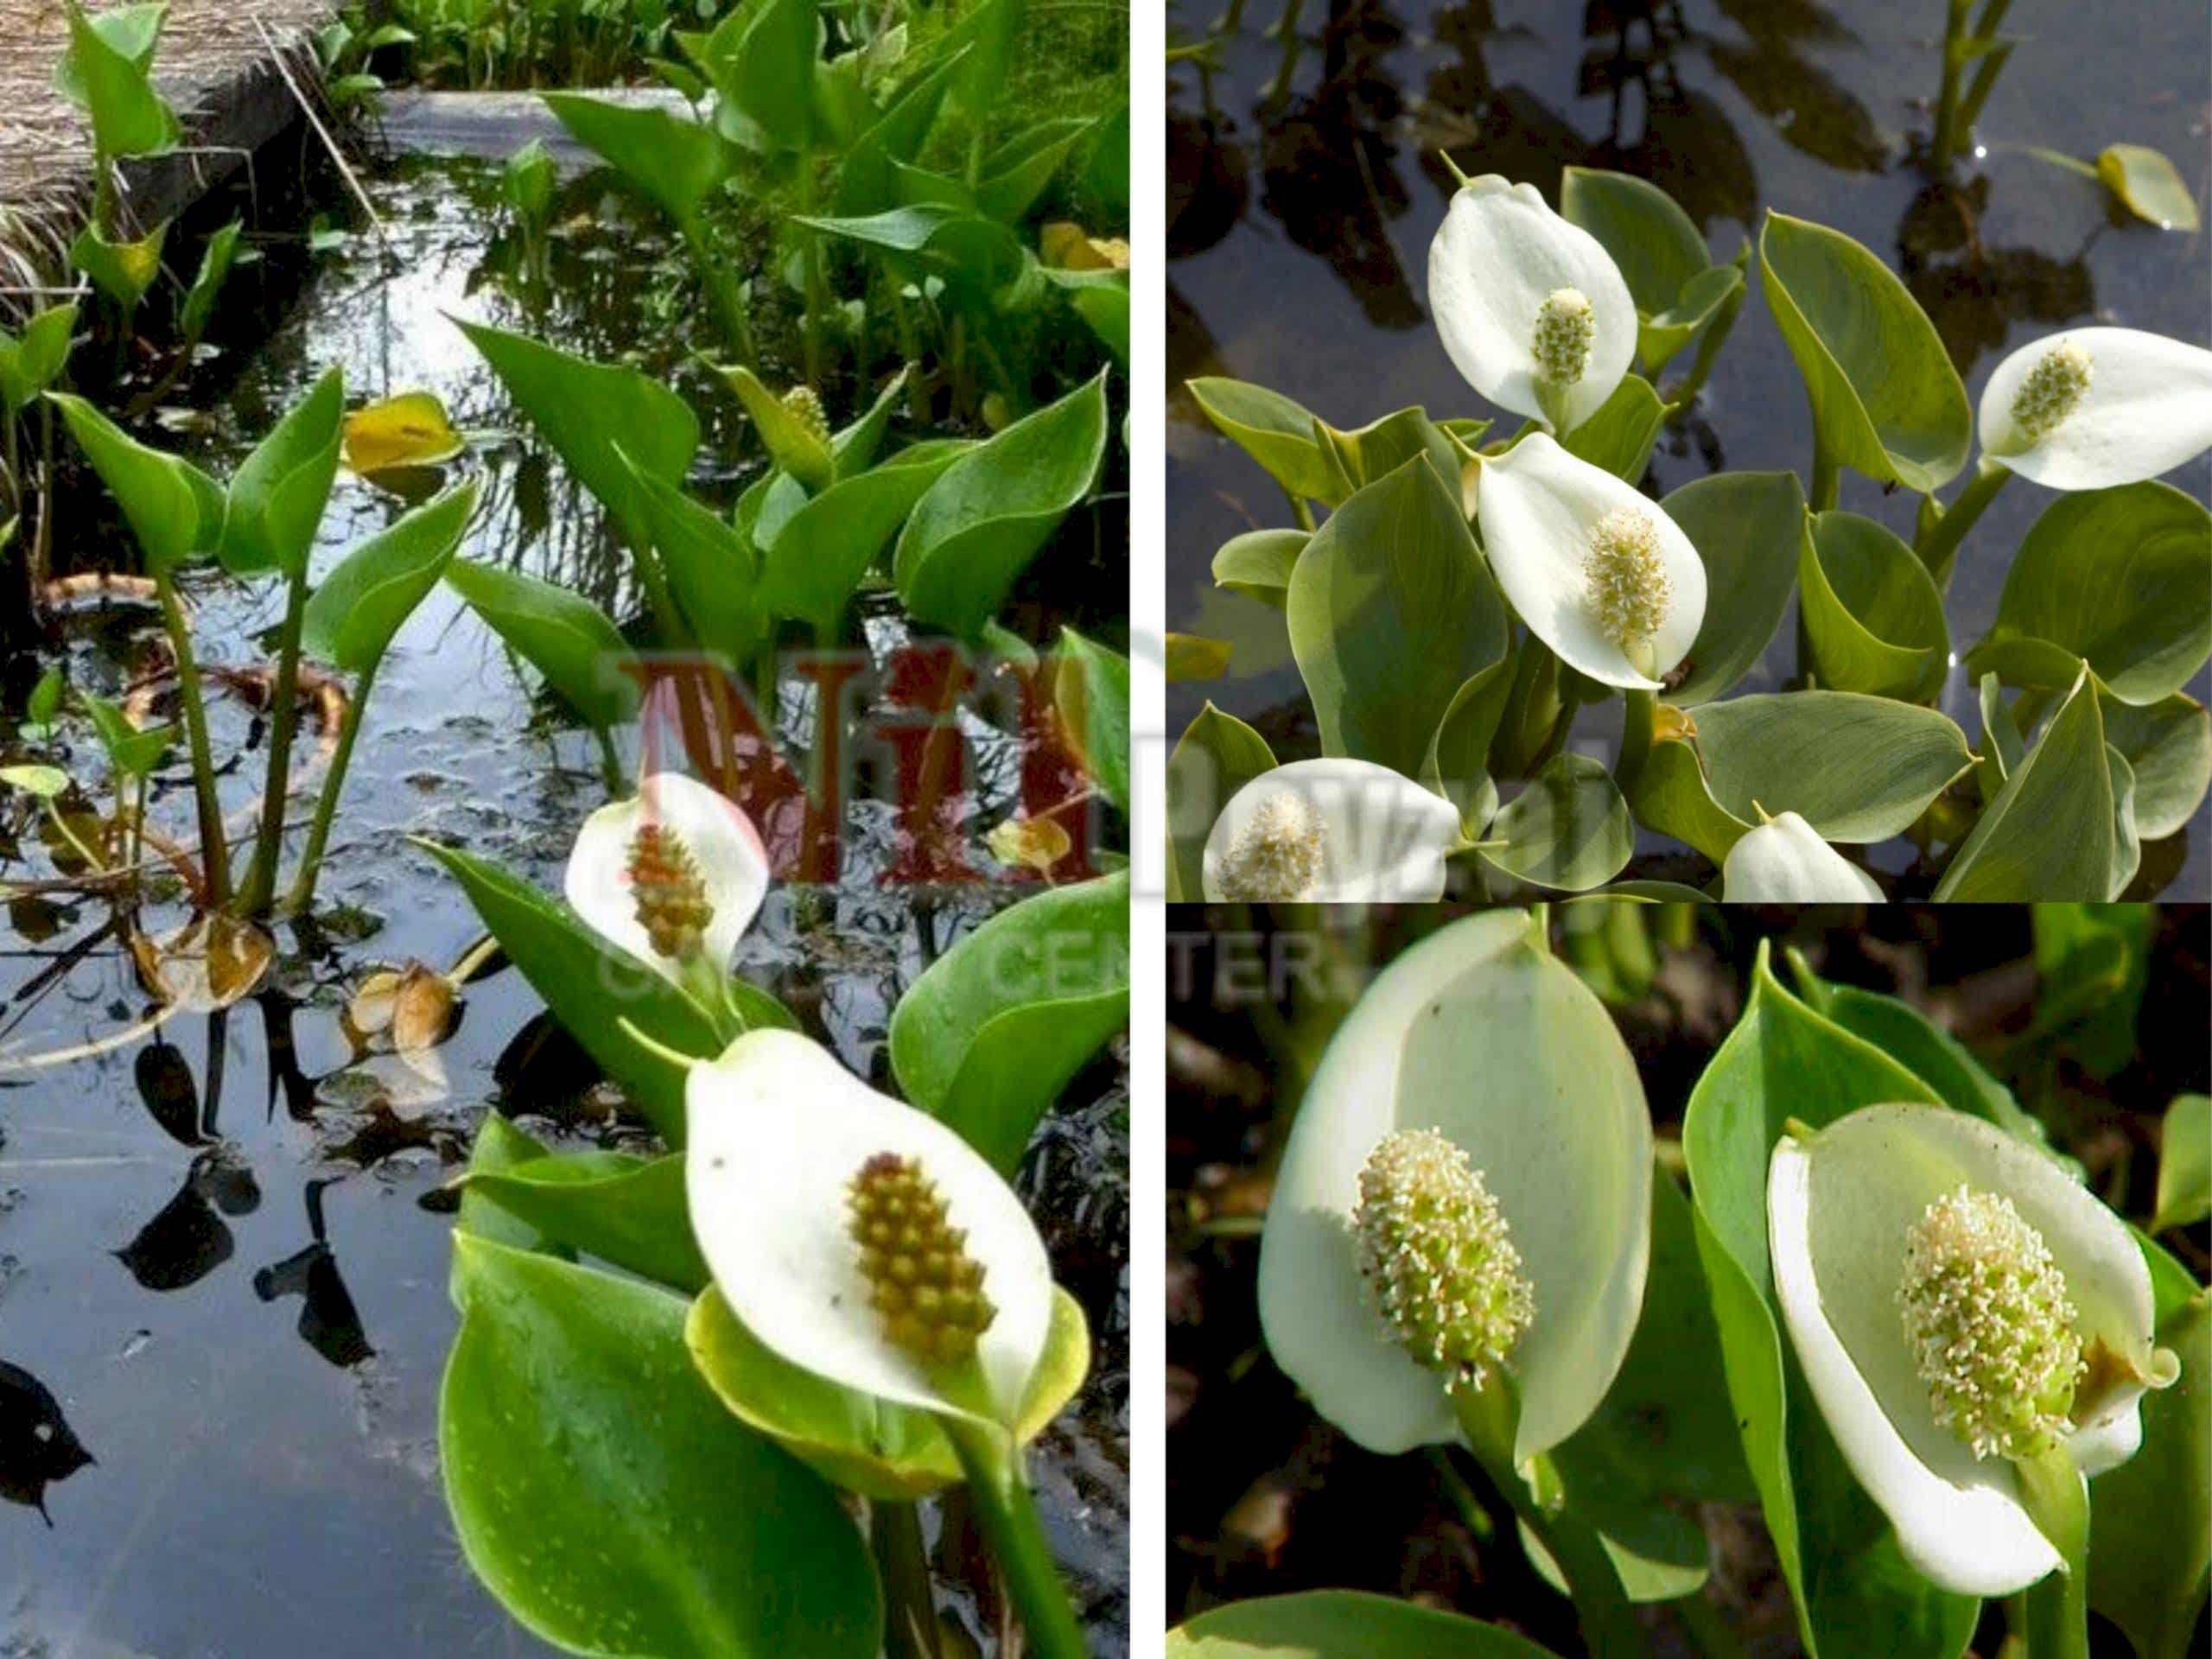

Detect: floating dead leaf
986,815,1072,877
343,391,467,475
131,915,275,1013
1039,221,1130,270
391,963,458,1054
346,969,404,1037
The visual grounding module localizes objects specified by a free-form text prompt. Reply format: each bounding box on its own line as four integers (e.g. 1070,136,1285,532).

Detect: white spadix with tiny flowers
1979,326,2212,492
1471,434,1707,690
1768,1104,2180,1597
1200,759,1465,903
1258,909,1651,1461
564,772,770,982
685,1029,1054,1430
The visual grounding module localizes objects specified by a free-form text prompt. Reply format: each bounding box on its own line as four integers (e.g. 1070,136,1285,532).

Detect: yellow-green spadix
1470,434,1706,690
565,771,769,982
1200,759,1465,903
1768,1104,2179,1596
1258,909,1652,1460
1428,175,1637,435
685,1029,1054,1429
1979,326,2212,491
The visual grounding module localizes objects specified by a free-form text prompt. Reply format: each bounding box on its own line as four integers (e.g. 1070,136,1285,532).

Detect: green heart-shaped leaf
1664,470,1805,707
1796,510,1949,702
1933,672,2120,899
1164,702,1275,901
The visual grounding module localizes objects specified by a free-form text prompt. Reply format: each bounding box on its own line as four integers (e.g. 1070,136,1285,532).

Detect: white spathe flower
1769,1103,2180,1597
564,772,769,982
1200,759,1465,904
1429,175,1637,435
685,1028,1055,1429
1979,326,2212,491
1721,812,1884,902
1471,433,1706,690
1258,909,1652,1462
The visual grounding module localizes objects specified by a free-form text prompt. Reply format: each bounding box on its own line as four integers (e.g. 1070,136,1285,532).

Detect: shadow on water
0,126,1128,1657
1167,0,2211,895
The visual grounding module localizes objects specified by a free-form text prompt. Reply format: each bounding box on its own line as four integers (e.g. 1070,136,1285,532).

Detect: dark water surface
1167,0,2211,894
2,139,1128,1656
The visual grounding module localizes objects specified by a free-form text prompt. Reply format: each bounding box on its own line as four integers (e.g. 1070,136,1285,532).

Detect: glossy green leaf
1663,470,1805,706
828,369,907,477
887,871,1128,1173
466,1151,708,1293
1166,1592,1557,1658
836,44,968,215
1560,166,1706,333
1933,672,2120,899
1965,482,2212,708
893,369,1107,637
48,391,222,571
622,459,765,664
177,219,241,346
1644,263,1745,375
1560,373,1667,481
502,138,556,226
1211,527,1306,608
1478,752,1633,892
303,479,479,674
1164,702,1275,902
1680,947,1972,1658
422,842,790,1144
1977,671,2025,802
451,1112,556,1269
2097,143,2202,232
2105,693,2211,841
1056,628,1129,813
543,92,732,222
443,1236,880,1658
2152,1095,2211,1235
0,304,78,416
1317,406,1458,496
222,366,344,578
2031,902,2154,1079
1690,691,1974,842
77,689,170,779
1286,456,1506,779
1624,731,1752,864
60,0,178,158
0,764,68,799
68,221,165,314
684,0,817,154
687,1281,1089,1499
1070,281,1128,363
759,440,965,633
443,558,642,732
1796,510,1949,702
456,318,698,550
1759,210,1970,493
1185,376,1348,506
976,117,1091,221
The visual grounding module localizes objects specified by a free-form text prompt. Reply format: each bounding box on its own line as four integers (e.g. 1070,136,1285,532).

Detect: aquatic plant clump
1897,1184,2084,1462
1352,1128,1535,1394
1212,790,1326,901
627,823,714,962
1583,505,1671,652
849,1151,999,1368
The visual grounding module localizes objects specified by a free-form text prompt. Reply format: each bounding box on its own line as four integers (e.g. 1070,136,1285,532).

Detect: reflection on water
1168,0,2210,894
0,132,1128,1656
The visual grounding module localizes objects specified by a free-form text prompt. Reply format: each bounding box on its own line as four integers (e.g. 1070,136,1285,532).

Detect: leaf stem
155,569,232,911
240,569,311,915
2015,1447,2088,1659
871,1499,944,1659
283,656,376,918
1618,688,1656,791
1914,457,2009,591
939,1418,1088,1659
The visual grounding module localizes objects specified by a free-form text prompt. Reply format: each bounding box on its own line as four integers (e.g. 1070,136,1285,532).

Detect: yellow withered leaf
986,815,1072,878
1039,221,1130,271
343,391,467,474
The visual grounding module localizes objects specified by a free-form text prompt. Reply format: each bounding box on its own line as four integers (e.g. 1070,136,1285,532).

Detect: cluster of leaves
1169,904,2208,1659
1173,171,2209,902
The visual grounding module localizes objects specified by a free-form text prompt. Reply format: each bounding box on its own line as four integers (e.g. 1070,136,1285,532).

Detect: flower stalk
939,1418,1089,1659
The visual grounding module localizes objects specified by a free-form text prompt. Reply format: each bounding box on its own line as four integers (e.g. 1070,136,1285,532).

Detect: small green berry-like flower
627,824,715,962
1897,1185,2084,1462
2007,340,2094,445
1214,790,1326,902
1354,1128,1535,1393
782,385,832,448
849,1152,997,1367
1584,505,1671,650
1531,287,1596,388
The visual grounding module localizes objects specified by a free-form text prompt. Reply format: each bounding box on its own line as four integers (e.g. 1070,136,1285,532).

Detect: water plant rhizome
2,0,1130,1650
1169,154,2211,904
1165,905,2203,1659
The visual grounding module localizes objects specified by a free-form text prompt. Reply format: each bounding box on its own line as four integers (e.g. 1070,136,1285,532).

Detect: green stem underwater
940,1418,1087,1659
155,569,232,912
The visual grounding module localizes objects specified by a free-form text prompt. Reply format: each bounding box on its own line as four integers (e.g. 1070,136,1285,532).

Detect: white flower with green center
1259,909,1651,1459
1199,759,1465,904
685,1028,1054,1429
1980,326,2212,490
565,772,770,984
1720,811,1884,902
1429,175,1637,435
1471,434,1707,690
1769,1104,2180,1595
